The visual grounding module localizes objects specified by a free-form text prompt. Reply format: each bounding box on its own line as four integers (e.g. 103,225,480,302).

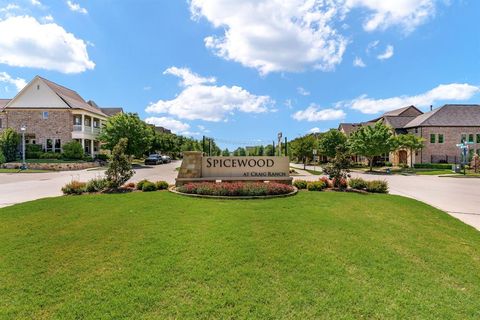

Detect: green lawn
0,168,51,173
1,192,480,318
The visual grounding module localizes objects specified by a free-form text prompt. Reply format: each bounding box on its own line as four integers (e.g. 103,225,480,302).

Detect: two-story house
0,76,122,157
339,104,480,166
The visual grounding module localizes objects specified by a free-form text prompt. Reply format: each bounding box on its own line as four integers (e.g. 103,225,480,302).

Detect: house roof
383,116,418,129
404,104,480,127
100,107,124,117
0,99,11,109
38,77,109,117
383,105,422,116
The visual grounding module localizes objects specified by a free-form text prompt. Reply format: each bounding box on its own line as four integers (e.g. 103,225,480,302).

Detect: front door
398,150,408,165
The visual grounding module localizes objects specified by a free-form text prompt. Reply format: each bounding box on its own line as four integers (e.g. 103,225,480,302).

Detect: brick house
338,104,480,166
0,76,122,157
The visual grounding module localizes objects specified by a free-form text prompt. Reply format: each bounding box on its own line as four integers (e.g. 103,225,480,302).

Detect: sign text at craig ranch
202,156,290,178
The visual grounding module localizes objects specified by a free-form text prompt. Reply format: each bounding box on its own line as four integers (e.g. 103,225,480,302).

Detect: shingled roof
404,104,480,127
39,77,108,117
0,99,11,109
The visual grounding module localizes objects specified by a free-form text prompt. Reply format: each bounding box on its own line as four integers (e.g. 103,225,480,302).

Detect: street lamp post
20,125,27,170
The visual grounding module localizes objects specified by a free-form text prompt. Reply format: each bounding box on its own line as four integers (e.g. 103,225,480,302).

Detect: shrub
136,179,149,190
176,182,294,197
142,181,157,192
366,180,389,193
414,163,452,169
156,181,169,190
319,176,332,188
95,154,109,161
25,144,42,159
332,177,348,190
105,138,134,189
0,152,5,165
62,180,86,195
62,141,84,160
293,180,308,189
40,152,62,159
307,181,326,191
123,182,136,189
0,128,20,162
85,177,108,193
349,177,368,190
384,161,392,167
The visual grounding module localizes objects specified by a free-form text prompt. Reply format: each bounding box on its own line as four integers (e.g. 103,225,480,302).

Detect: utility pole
284,137,287,156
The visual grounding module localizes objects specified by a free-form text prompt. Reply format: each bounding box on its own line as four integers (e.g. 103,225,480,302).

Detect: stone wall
177,151,202,180
2,109,73,150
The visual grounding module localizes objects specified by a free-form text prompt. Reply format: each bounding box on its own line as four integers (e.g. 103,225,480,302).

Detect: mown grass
0,168,51,173
1,192,480,319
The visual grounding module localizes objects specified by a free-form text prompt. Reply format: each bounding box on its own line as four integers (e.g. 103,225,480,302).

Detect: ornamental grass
177,182,294,196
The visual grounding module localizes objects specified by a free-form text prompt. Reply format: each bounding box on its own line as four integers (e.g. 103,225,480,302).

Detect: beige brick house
0,76,122,157
339,104,480,166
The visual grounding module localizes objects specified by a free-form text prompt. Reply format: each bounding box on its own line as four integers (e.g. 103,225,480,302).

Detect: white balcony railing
93,127,101,135
73,125,82,131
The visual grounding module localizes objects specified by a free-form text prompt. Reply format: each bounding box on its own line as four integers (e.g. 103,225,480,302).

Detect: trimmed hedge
177,182,294,197
293,180,308,189
142,181,157,192
349,177,368,190
307,181,326,191
136,179,150,190
414,163,452,169
156,181,169,190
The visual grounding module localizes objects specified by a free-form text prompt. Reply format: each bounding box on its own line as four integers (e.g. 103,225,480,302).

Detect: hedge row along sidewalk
293,177,388,194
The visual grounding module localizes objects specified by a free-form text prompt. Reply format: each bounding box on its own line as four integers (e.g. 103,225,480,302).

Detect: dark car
144,154,163,165
161,155,171,163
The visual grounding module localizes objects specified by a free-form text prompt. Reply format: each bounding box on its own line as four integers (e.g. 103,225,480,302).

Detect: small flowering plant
176,182,294,196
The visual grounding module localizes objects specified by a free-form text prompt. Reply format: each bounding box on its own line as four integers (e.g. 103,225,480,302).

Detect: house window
414,128,418,134
477,134,480,143
461,134,467,143
84,117,91,127
73,115,82,125
438,134,444,143
46,139,53,152
46,139,61,152
468,134,474,143
42,111,49,119
93,118,100,128
430,134,436,143
54,139,61,153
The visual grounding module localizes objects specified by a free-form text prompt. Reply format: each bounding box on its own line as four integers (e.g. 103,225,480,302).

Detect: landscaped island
1,192,480,318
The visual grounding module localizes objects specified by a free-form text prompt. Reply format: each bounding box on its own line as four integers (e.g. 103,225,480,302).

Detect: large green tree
290,134,317,169
105,138,134,189
318,129,347,158
396,134,425,168
0,128,20,162
99,113,153,157
348,122,396,171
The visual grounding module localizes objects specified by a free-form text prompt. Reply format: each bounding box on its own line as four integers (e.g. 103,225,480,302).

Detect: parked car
144,154,163,165
161,155,171,163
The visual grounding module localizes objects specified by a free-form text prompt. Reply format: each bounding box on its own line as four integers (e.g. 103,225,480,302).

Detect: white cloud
0,72,27,91
144,116,191,134
292,104,346,122
43,15,54,22
190,0,347,75
346,0,437,33
67,1,87,14
297,87,310,96
284,99,294,109
346,83,480,114
0,4,20,12
164,67,215,87
146,67,273,122
0,16,94,73
353,56,366,67
31,0,41,6
377,45,394,60
308,127,323,133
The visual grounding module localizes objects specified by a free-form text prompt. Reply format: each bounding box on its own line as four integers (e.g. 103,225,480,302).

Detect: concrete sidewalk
290,163,480,231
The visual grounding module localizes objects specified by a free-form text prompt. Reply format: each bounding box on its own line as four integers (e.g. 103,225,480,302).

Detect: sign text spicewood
202,156,290,178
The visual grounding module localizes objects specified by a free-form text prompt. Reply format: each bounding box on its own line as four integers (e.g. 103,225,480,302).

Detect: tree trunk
369,157,373,172
303,157,306,170
410,148,413,169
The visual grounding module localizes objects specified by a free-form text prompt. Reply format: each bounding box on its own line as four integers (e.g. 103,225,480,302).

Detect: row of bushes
413,163,452,169
62,178,169,195
25,142,109,161
293,177,388,194
176,182,294,197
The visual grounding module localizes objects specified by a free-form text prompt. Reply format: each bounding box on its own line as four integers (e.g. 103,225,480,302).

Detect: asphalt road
291,163,480,231
0,160,180,208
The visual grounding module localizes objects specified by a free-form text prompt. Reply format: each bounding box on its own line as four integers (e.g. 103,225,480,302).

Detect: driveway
0,160,180,208
291,163,480,231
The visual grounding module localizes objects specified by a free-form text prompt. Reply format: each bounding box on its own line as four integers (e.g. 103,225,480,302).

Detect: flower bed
176,182,295,197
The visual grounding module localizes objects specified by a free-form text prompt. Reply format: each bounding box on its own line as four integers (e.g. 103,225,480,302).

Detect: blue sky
0,0,479,149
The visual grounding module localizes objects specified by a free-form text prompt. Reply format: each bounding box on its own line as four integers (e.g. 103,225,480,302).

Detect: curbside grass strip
168,186,298,200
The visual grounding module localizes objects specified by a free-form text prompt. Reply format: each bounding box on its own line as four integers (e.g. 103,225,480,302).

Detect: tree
221,148,230,156
348,122,396,172
105,138,134,189
264,144,275,156
471,153,479,173
396,134,425,168
318,129,347,159
322,145,351,189
0,128,20,162
257,145,265,156
99,113,153,157
62,141,84,160
290,134,317,169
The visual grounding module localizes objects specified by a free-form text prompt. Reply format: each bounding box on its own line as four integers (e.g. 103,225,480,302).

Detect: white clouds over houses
0,72,27,91
345,83,480,114
190,0,347,75
144,116,191,135
146,67,273,122
67,1,88,14
292,104,346,122
0,16,94,73
377,45,394,60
